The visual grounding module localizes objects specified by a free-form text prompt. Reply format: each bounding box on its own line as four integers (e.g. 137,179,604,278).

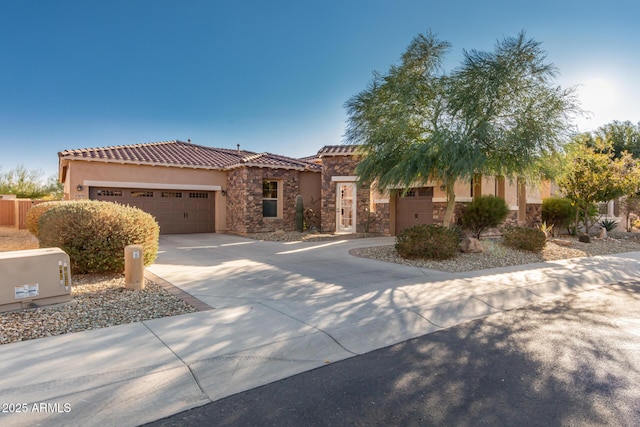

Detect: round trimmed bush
38,200,159,274
395,224,459,260
502,226,546,252
461,195,509,239
541,197,575,235
26,201,64,237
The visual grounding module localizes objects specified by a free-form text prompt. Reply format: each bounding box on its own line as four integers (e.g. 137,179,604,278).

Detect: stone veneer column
226,166,300,233
321,155,371,233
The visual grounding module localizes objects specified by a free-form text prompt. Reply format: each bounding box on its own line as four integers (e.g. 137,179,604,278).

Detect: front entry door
336,183,356,233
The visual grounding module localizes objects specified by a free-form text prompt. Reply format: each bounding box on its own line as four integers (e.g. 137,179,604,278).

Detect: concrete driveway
3,233,640,427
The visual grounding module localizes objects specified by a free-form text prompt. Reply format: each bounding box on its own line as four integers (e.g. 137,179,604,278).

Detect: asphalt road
146,282,640,427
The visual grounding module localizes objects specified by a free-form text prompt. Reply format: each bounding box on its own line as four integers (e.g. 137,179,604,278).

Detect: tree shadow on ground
147,282,640,427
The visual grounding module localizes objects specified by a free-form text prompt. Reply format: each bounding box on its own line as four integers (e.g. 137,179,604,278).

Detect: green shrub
502,226,546,252
25,201,63,237
38,200,159,274
541,197,576,236
461,195,510,239
395,224,459,260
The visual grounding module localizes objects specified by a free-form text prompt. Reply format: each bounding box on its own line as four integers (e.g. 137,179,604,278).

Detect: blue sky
1,0,639,178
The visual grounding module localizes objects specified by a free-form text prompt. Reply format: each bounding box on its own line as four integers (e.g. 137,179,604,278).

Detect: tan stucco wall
432,178,472,201
299,171,321,203
62,160,228,231
298,171,322,225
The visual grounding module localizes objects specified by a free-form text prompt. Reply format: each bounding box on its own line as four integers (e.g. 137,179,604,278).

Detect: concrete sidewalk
1,234,639,427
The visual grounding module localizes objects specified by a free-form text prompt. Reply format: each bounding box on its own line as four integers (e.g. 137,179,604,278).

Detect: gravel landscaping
242,229,640,273
350,233,640,273
0,274,198,345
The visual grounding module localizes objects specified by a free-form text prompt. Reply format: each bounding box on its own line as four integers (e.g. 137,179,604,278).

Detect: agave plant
599,218,618,232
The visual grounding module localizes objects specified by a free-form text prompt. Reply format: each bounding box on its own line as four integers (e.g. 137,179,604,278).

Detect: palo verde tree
345,31,580,226
557,134,640,235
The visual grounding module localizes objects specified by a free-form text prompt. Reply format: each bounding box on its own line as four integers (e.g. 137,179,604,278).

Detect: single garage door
90,187,215,234
396,187,434,233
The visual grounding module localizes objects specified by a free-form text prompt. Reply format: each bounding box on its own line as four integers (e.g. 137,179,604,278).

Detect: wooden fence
0,199,46,230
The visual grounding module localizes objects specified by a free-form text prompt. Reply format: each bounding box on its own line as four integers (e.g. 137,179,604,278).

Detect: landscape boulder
459,237,484,253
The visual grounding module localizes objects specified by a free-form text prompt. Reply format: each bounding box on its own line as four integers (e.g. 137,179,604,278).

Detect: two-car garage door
90,187,215,234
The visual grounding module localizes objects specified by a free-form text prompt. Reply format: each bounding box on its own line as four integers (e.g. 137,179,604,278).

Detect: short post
124,245,145,290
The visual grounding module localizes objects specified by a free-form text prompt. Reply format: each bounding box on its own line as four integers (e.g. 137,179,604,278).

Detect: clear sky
1,0,639,178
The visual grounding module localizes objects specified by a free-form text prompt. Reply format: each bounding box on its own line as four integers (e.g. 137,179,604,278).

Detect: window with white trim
262,180,278,217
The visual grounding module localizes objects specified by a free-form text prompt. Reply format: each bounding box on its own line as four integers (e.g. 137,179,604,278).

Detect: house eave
57,156,225,171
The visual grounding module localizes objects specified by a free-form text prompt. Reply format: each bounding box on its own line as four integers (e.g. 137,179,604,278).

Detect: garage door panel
90,187,215,234
396,187,434,233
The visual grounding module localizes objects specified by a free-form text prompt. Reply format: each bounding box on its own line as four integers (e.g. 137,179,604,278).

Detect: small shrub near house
26,201,64,237
38,200,159,274
502,226,546,253
461,195,510,239
395,224,459,260
541,197,575,236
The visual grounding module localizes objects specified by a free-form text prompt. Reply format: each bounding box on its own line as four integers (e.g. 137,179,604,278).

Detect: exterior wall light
76,185,84,191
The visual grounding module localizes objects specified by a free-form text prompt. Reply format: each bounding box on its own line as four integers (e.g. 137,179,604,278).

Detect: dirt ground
0,227,39,252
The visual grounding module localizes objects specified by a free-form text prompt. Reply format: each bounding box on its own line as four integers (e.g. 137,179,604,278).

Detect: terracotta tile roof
317,145,360,156
226,152,321,171
58,140,320,172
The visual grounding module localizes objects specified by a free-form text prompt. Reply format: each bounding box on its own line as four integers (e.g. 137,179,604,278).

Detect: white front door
336,183,356,233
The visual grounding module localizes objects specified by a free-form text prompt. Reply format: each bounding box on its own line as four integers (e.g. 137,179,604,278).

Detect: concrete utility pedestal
124,245,145,290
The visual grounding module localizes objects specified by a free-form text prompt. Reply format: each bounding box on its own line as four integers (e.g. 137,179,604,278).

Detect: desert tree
0,165,62,199
344,31,580,226
556,135,640,235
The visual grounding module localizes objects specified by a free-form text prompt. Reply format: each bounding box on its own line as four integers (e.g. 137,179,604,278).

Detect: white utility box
0,248,72,312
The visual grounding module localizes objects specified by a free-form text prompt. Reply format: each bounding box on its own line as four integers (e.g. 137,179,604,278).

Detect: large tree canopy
345,31,580,225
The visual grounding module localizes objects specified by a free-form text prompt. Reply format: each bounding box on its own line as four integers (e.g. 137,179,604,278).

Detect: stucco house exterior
58,140,321,234
58,140,549,235
316,145,549,235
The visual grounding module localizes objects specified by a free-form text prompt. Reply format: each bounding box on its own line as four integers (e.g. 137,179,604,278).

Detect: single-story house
58,140,550,235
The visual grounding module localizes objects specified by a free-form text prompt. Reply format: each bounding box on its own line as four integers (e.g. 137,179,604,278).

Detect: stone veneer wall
367,202,390,234
431,202,468,226
226,167,300,233
526,203,542,226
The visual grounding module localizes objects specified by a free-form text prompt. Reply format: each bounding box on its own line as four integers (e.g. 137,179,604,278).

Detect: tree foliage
593,120,640,159
345,31,580,226
556,135,640,234
0,165,62,199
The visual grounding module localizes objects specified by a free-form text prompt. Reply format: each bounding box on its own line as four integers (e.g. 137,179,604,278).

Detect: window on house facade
262,180,278,217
